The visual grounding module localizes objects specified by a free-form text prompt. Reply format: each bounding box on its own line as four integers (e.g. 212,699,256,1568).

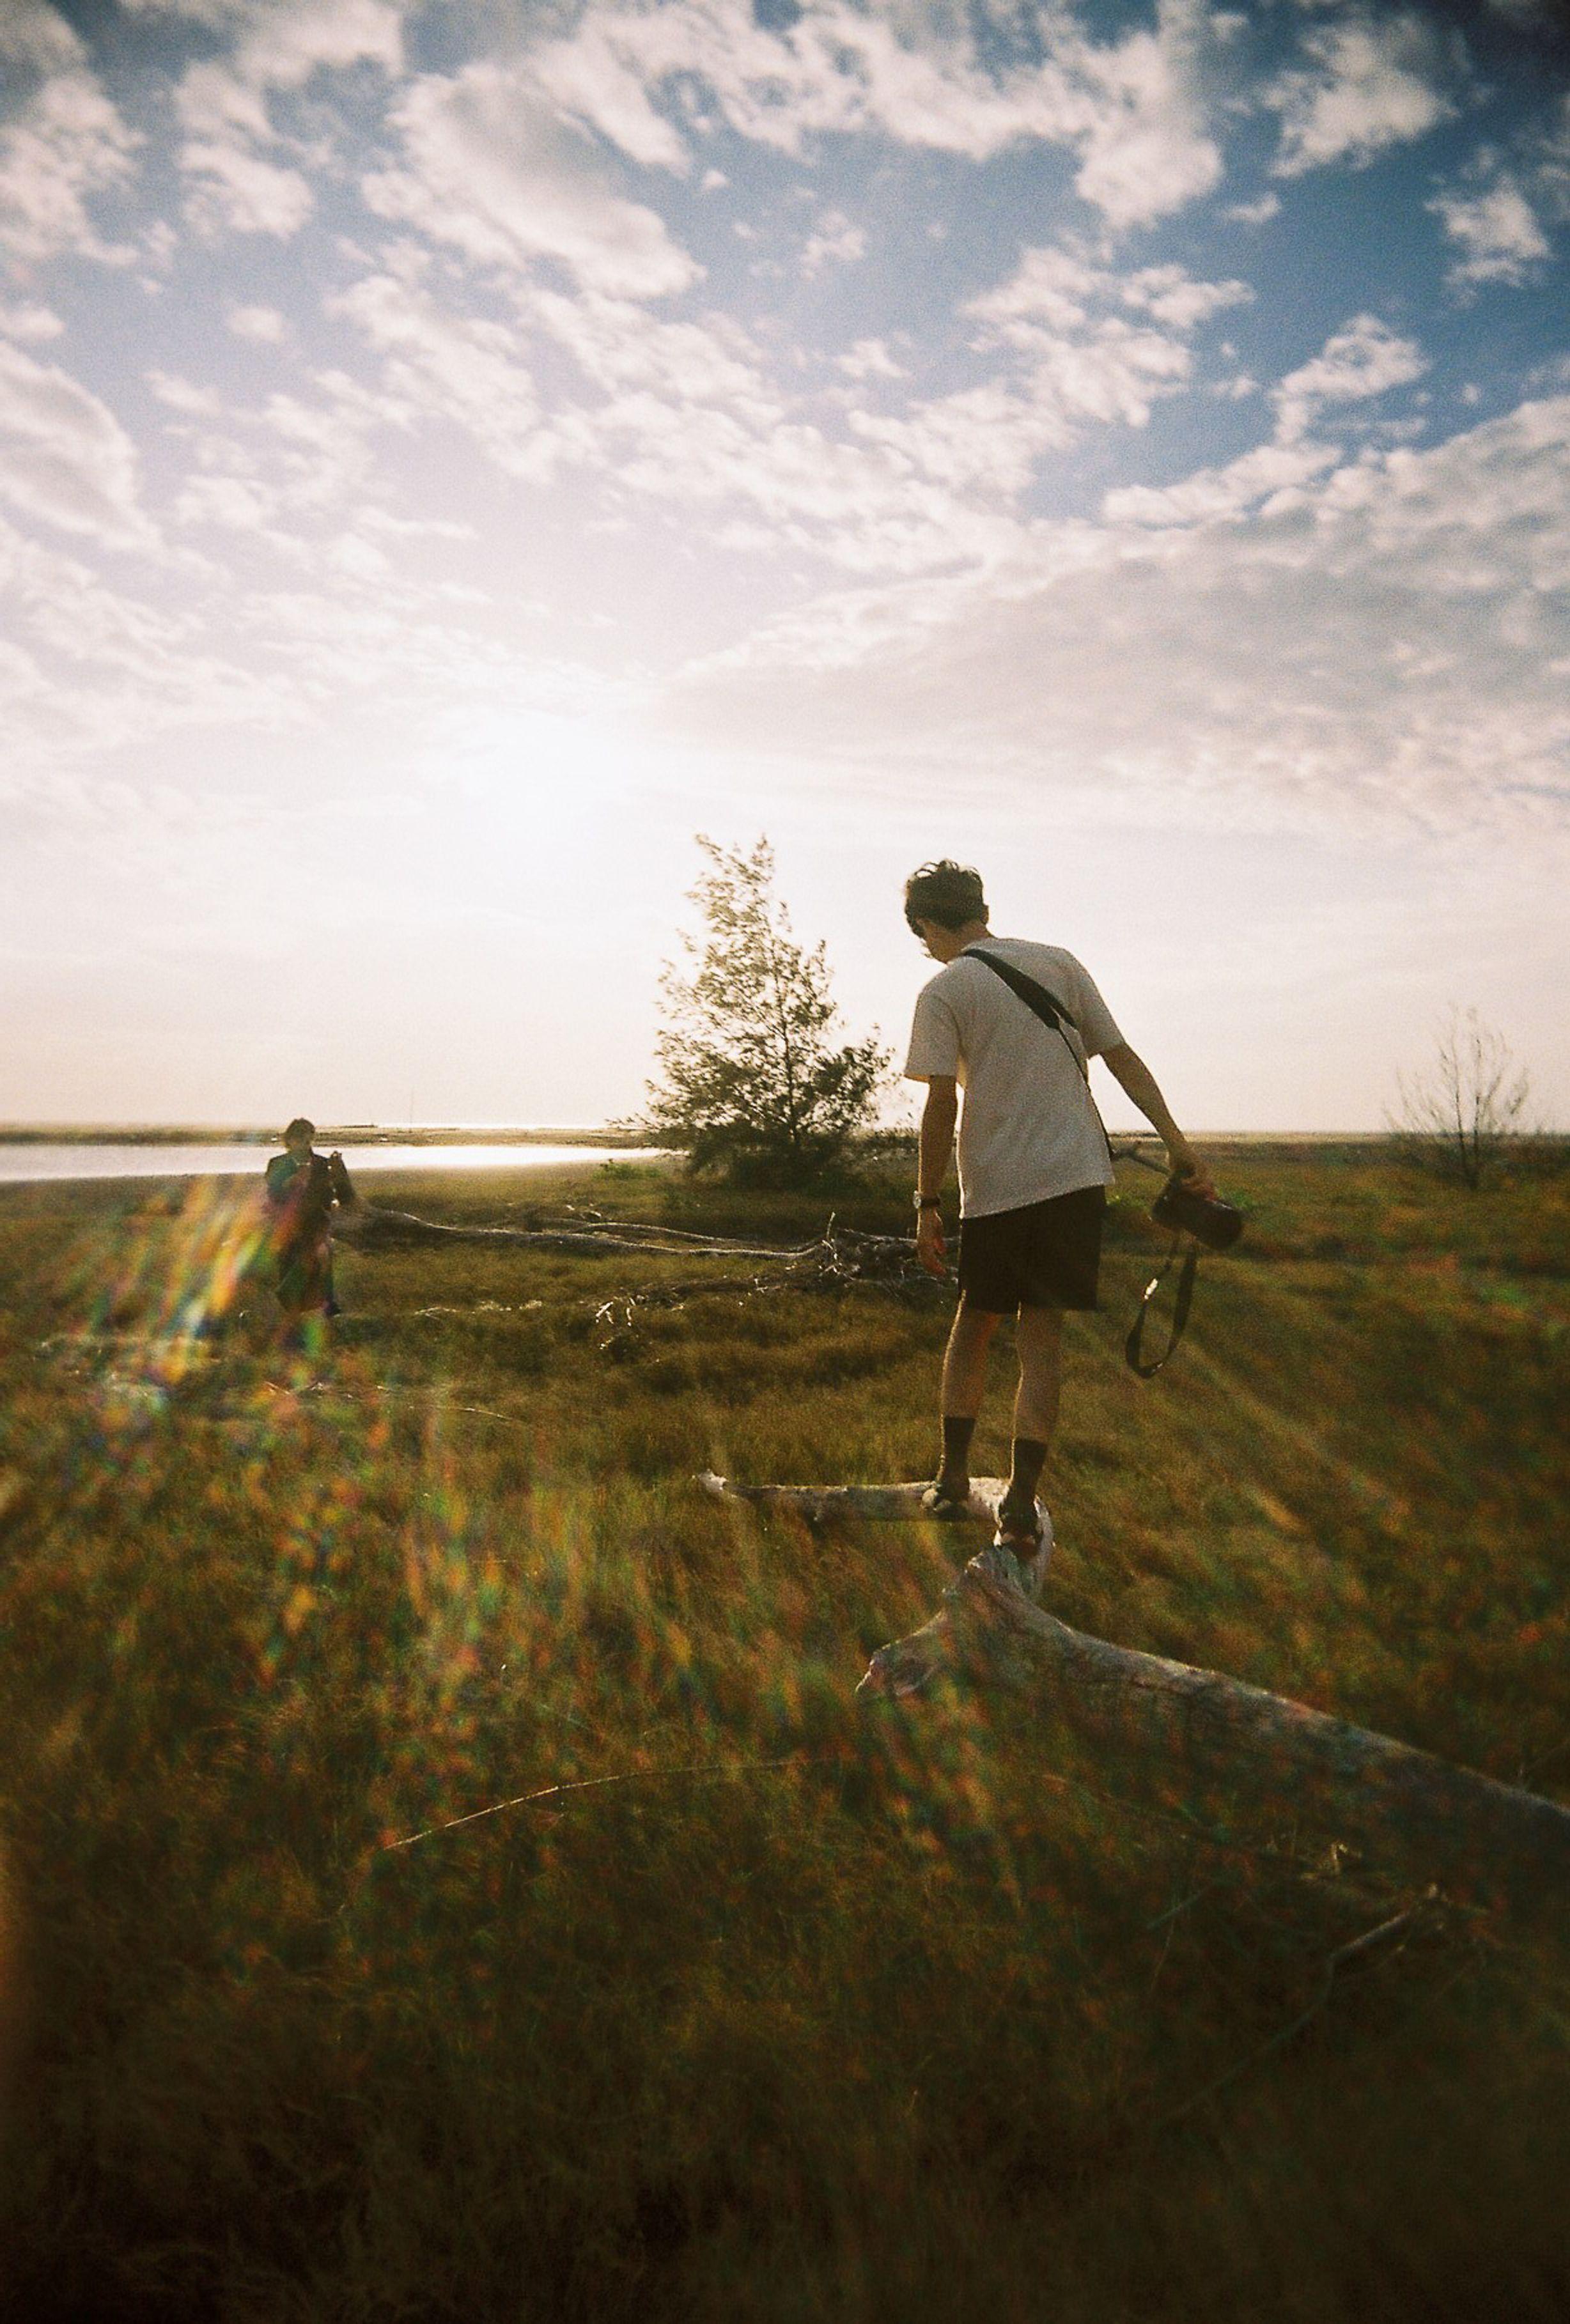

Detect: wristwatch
913,1193,942,1212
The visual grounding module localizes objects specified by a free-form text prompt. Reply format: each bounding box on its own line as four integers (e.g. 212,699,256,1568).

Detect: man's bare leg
930,1296,1000,1502
999,1303,1063,1541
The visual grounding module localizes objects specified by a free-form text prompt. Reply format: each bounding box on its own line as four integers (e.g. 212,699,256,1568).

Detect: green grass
1,1147,1569,2322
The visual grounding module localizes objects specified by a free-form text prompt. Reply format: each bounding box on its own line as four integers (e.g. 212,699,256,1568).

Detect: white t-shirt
904,938,1124,1219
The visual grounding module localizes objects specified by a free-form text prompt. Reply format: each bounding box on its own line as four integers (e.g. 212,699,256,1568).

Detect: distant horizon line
0,1122,641,1146
0,1122,1454,1146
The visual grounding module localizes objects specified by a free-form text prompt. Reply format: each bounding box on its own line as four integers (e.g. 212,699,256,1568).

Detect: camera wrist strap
1124,1236,1199,1377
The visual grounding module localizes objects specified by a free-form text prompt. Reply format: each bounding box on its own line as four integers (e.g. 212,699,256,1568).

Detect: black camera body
1150,1174,1244,1251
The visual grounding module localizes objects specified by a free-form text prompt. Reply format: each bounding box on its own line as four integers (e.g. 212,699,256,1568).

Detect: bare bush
1389,1007,1530,1189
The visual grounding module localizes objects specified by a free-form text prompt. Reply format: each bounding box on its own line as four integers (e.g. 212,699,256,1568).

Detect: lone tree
1389,1006,1531,1189
644,836,890,1187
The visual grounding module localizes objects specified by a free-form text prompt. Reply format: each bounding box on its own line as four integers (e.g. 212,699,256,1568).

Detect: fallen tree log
703,1476,1570,1914
699,1471,1013,1525
867,1547,1570,1914
697,1473,1052,1602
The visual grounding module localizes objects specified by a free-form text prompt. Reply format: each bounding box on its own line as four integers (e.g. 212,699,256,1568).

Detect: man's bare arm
914,1076,958,1276
1100,1045,1211,1189
917,1076,958,1198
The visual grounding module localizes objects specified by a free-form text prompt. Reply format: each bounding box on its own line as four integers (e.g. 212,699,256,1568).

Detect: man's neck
929,919,993,964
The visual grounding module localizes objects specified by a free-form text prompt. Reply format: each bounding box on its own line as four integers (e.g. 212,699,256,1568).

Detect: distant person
903,861,1212,1561
263,1119,355,1340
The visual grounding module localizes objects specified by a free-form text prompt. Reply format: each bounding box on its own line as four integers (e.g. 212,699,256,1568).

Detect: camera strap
958,949,1206,1377
1124,1236,1199,1377
958,947,1113,1165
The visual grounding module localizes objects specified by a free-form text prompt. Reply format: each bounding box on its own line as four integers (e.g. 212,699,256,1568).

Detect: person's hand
1167,1140,1215,1198
915,1207,949,1278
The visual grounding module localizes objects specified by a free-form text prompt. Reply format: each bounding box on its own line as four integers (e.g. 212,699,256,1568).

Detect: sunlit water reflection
0,1143,656,1185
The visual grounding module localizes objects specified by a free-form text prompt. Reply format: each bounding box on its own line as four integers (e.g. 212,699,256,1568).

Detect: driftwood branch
879,1549,1570,1912
700,1471,1013,1525
338,1204,809,1259
341,1208,933,1298
703,1475,1570,1915
697,1474,1052,1602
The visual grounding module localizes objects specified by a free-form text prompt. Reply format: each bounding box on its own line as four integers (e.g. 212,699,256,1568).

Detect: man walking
903,861,1211,1561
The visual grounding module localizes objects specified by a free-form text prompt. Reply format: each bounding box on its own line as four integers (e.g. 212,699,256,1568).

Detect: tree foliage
644,836,890,1186
1389,1006,1531,1189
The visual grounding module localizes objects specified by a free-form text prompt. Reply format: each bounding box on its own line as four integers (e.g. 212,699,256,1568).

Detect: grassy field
2,1145,1568,2322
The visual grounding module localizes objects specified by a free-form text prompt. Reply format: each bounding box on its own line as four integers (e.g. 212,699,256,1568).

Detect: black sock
1004,1437,1048,1512
940,1415,976,1487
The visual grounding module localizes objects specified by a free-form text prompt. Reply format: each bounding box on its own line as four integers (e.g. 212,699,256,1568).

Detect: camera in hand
1150,1173,1244,1251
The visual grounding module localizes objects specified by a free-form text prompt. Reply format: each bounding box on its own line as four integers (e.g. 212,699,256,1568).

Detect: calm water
0,1143,651,1186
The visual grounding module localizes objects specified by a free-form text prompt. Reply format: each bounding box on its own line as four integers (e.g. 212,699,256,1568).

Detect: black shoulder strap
960,945,1112,1164
960,947,1206,1375
960,946,1076,1048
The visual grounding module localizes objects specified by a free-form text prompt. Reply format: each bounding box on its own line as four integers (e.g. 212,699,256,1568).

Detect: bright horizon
2,0,1567,1138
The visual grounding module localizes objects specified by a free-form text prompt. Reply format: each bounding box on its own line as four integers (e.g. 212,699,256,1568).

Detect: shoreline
0,1125,656,1149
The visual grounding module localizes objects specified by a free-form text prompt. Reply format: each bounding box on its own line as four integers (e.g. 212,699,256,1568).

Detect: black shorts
958,1186,1105,1314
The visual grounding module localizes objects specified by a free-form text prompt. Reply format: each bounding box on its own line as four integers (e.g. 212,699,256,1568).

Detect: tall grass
1,1149,1567,2321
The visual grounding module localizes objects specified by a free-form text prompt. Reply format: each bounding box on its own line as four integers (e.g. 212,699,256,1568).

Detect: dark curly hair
904,860,987,933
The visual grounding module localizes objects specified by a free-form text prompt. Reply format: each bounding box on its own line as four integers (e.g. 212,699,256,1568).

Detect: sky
0,0,1567,1134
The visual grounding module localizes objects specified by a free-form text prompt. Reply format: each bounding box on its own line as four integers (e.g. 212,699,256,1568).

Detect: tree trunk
699,1475,1570,1916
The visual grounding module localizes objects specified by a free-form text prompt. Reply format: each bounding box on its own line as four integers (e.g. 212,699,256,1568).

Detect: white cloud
0,33,140,268
1115,261,1252,334
173,58,313,235
250,368,405,517
0,342,155,547
1272,315,1427,444
800,209,865,274
228,0,403,89
1430,173,1551,291
531,16,693,173
1268,12,1457,178
1536,92,1570,221
522,0,1227,230
364,63,700,299
665,398,1570,830
326,228,1252,577
181,136,314,237
0,300,65,342
1225,191,1280,225
0,506,296,777
963,247,1250,342
167,1,402,244
228,302,288,342
147,368,225,416
837,337,905,381
334,258,556,481
175,472,277,533
1066,0,1225,229
882,249,1251,490
1110,315,1428,525
1105,437,1338,527
0,1,82,74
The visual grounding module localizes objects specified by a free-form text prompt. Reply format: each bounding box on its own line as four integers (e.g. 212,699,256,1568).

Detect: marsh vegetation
2,1147,1568,2321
